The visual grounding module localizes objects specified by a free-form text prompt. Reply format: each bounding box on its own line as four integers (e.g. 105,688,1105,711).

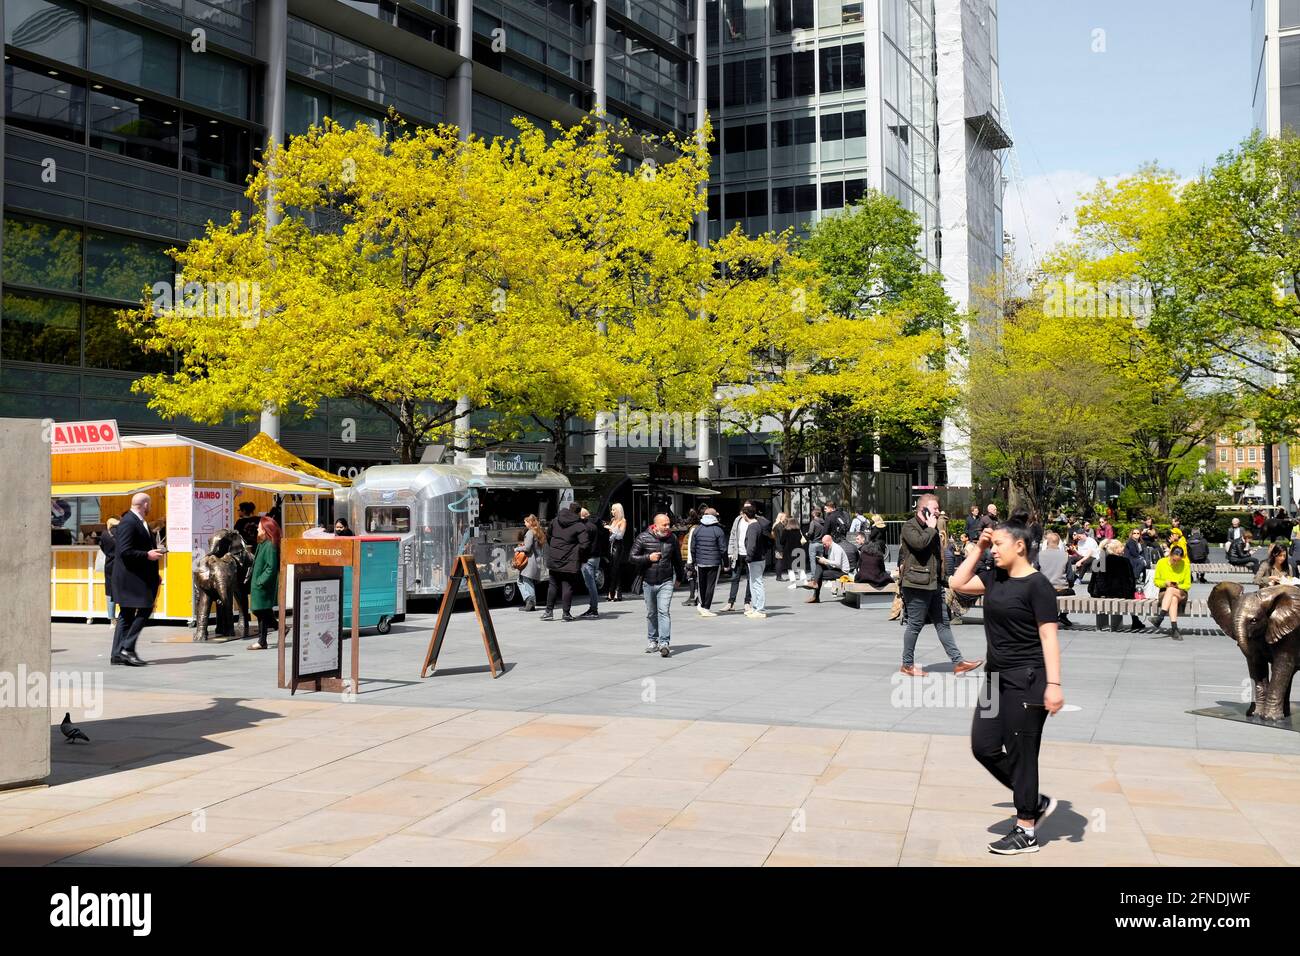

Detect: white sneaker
744,609,767,619
698,607,717,617
744,603,752,613
787,581,800,590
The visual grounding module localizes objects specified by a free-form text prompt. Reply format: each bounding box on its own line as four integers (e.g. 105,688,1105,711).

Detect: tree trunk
840,432,852,509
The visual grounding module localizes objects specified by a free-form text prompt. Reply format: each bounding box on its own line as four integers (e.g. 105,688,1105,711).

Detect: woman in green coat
248,517,281,650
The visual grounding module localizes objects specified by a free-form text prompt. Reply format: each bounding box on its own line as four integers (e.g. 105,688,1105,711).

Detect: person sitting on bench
1226,531,1259,574
855,538,894,588
808,534,849,602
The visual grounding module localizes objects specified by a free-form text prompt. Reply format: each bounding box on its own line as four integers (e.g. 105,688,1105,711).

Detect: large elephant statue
193,529,253,641
1207,581,1299,722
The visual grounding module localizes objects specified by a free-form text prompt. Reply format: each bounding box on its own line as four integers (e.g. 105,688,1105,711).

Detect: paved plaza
3,575,1299,866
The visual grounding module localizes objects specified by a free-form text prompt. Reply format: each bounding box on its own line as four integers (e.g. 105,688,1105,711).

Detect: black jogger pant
546,571,580,615
727,557,750,605
970,665,1050,820
697,565,720,609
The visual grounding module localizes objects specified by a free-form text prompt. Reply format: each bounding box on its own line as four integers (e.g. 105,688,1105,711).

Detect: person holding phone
897,493,982,677
951,519,1065,855
110,493,166,667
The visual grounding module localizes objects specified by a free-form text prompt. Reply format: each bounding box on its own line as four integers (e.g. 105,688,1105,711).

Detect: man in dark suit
111,492,165,666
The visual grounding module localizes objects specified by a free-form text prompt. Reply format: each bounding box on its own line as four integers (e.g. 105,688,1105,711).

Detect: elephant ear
1207,581,1242,637
1264,586,1300,645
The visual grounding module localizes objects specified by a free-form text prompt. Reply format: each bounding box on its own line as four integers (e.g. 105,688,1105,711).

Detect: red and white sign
51,420,121,455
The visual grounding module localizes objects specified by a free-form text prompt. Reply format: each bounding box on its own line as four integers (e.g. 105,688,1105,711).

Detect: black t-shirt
977,568,1057,670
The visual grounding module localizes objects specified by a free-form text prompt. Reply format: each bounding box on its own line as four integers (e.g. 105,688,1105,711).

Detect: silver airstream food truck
334,452,572,601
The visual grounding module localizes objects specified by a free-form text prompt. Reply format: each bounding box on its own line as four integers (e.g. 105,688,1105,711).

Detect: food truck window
365,506,410,534
475,489,561,529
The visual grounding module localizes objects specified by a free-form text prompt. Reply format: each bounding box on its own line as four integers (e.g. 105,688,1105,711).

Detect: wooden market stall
51,433,341,622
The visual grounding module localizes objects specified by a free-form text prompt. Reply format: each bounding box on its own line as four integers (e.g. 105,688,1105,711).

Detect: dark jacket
1186,533,1210,563
110,511,161,608
1227,537,1255,566
1089,550,1137,599
897,516,943,591
964,514,981,539
743,515,773,561
690,517,727,567
823,510,850,543
855,548,894,587
249,541,279,612
776,524,803,560
98,529,117,600
546,509,590,574
582,516,608,561
630,528,685,586
1124,538,1146,578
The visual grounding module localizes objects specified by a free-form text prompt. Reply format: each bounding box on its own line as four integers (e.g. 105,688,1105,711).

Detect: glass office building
1253,0,1300,136
0,0,694,474
1,0,1000,481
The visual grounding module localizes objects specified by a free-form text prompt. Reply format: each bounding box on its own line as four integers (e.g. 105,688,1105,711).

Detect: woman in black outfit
951,520,1065,856
1088,538,1143,631
774,513,803,581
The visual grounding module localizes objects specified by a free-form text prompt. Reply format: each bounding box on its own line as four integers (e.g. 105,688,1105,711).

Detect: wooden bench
838,581,897,609
1191,563,1256,579
958,594,1218,630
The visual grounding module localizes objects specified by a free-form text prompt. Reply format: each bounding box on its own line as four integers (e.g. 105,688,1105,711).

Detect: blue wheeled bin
341,535,405,634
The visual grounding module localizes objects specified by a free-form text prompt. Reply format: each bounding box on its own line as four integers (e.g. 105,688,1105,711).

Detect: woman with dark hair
951,519,1064,855
247,517,282,650
1254,543,1291,588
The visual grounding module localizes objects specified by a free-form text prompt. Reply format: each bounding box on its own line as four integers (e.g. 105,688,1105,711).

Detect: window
90,14,179,96
85,231,173,301
820,113,843,141
365,507,410,534
1,291,81,366
771,50,814,100
1285,0,1300,29
747,188,768,217
89,87,181,168
724,123,746,154
285,82,327,137
5,61,86,142
822,180,844,209
183,51,250,118
84,303,170,372
841,2,864,24
821,46,843,92
771,0,814,33
772,115,815,146
3,216,82,293
1219,449,1228,462
1249,448,1257,462
844,109,867,139
182,114,251,184
1237,448,1245,463
845,177,866,204
842,42,865,89
724,187,746,219
5,0,86,67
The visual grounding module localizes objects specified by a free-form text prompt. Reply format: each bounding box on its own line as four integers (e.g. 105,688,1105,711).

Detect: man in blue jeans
629,512,686,657
578,507,606,618
897,493,982,678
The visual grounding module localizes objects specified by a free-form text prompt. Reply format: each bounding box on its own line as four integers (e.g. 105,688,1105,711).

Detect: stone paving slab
3,690,1299,866
47,573,1300,755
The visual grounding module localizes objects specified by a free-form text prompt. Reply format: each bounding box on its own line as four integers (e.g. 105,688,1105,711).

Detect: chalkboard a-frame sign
293,563,344,689
420,554,505,679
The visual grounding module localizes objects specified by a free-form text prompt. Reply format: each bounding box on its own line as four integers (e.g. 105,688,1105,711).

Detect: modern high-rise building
1,0,1003,488
0,0,696,477
704,0,1008,487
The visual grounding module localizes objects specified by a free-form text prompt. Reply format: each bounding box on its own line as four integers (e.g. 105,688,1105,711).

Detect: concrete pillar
0,419,51,790
258,0,288,441
695,409,711,478
454,0,474,137
592,0,607,112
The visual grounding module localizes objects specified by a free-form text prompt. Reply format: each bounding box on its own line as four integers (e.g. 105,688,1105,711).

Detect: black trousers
112,605,150,658
1229,559,1260,573
607,551,625,596
697,565,720,608
546,571,581,614
254,608,275,645
811,566,841,599
971,665,1049,820
727,558,750,605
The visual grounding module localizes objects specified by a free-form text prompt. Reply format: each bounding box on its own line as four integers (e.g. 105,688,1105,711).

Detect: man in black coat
542,501,589,621
111,493,164,666
630,512,686,656
578,506,608,618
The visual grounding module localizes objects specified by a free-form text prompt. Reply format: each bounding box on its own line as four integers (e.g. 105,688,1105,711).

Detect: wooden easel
420,554,504,679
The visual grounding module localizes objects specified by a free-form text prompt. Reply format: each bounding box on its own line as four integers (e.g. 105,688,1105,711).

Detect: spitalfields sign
485,452,544,476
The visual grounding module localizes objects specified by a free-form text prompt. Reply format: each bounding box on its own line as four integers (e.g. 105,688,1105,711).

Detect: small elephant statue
1207,581,1299,722
194,529,253,641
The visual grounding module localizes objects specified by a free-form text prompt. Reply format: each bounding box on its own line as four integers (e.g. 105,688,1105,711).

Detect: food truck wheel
376,615,392,635
502,583,518,604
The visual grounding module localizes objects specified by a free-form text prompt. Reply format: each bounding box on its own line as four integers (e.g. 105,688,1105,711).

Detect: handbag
512,550,528,571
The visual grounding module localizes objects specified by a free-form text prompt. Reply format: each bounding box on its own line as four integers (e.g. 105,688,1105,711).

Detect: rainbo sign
51,420,121,454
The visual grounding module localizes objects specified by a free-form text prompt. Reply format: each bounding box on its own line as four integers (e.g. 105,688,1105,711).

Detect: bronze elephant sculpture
193,529,252,641
1207,581,1299,722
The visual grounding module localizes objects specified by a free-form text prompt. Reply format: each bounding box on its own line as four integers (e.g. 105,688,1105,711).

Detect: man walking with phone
897,493,982,677
111,492,165,666
630,513,686,657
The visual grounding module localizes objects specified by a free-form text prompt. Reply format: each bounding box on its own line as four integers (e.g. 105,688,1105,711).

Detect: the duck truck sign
50,419,121,454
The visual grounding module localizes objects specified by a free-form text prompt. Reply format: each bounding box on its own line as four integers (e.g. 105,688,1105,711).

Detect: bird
60,713,89,744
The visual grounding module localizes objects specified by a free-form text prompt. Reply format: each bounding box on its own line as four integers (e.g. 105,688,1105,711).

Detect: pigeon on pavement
60,713,89,744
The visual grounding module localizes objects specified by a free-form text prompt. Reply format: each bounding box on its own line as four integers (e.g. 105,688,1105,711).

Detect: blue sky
998,0,1253,266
